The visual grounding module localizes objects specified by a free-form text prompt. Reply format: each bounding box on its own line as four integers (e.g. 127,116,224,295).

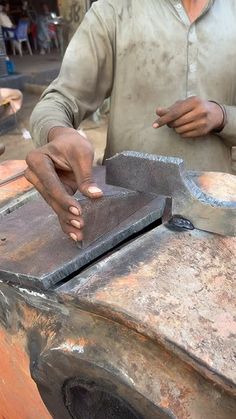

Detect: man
0,2,14,29
26,0,236,242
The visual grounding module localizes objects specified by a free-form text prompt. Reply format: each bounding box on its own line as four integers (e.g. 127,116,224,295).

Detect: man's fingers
153,107,168,128
70,146,103,199
58,219,83,242
175,120,207,135
26,150,81,214
168,111,196,128
25,166,81,218
25,167,84,240
181,130,204,138
154,97,198,128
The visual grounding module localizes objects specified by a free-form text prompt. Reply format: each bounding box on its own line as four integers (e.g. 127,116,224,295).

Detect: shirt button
176,3,182,9
189,63,196,72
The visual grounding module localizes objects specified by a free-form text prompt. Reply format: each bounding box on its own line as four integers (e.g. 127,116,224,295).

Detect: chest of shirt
113,0,236,102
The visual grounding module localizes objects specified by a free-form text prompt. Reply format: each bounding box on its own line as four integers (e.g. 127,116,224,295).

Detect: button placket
186,24,198,98
172,0,190,26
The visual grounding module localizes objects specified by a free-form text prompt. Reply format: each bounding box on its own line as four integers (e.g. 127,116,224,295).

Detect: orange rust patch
0,160,33,206
0,328,51,419
0,176,33,203
197,172,236,201
66,337,91,348
0,160,27,178
94,274,139,301
1,235,51,262
20,305,58,343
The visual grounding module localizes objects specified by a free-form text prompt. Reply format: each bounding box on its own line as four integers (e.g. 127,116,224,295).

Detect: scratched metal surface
1,282,236,419
0,166,165,289
58,225,236,396
0,160,34,210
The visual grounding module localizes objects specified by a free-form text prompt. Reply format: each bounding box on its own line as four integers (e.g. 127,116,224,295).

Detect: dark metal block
106,152,236,236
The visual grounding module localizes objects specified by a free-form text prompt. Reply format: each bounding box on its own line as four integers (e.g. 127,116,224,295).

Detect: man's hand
153,96,224,137
25,127,103,242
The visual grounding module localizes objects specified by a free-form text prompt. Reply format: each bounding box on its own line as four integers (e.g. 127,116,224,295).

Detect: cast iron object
0,162,236,418
106,151,236,236
0,225,235,418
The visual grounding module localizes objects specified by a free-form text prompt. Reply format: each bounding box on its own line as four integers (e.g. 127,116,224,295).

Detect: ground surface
0,91,107,163
11,51,62,76
0,50,107,164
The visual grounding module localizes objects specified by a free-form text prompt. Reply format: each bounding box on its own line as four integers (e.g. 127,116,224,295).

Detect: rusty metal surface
58,225,236,396
0,166,165,289
0,160,35,213
106,152,236,236
1,282,236,419
0,306,51,418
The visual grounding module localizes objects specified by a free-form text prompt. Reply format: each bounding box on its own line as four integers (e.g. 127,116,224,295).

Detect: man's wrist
209,100,227,133
47,126,75,142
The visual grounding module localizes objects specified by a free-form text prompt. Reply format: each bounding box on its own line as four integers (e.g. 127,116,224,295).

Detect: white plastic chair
12,20,32,56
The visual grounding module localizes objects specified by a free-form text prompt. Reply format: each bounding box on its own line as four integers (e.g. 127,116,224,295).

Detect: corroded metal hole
64,379,143,419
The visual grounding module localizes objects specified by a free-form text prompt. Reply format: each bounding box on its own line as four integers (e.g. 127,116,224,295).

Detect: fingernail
69,206,80,216
69,233,78,242
71,219,81,229
153,123,159,129
88,186,102,194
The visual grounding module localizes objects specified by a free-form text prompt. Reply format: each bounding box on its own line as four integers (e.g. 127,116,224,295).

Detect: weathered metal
0,321,51,419
0,155,236,419
106,151,236,236
58,225,236,395
0,160,36,216
0,167,165,289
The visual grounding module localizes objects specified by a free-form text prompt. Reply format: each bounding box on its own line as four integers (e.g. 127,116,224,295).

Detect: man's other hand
153,96,224,137
25,127,103,242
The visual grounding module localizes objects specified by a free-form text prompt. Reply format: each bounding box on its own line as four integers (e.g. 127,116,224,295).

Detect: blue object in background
5,57,15,74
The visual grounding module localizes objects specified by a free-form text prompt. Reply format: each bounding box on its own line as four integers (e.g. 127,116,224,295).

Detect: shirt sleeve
218,105,236,147
30,1,115,147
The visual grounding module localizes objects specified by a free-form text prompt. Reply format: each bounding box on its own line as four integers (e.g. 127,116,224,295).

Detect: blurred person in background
37,2,51,55
0,2,14,30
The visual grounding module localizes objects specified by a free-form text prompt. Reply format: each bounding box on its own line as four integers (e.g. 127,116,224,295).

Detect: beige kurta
30,0,236,173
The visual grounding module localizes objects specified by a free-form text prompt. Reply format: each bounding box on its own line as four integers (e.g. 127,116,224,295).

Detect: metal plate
0,160,35,215
0,167,165,290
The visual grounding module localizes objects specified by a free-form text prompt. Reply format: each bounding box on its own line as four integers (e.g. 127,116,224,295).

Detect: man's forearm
30,91,76,147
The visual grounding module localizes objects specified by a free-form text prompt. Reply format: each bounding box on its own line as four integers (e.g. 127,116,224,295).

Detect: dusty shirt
30,0,236,173
0,12,14,28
